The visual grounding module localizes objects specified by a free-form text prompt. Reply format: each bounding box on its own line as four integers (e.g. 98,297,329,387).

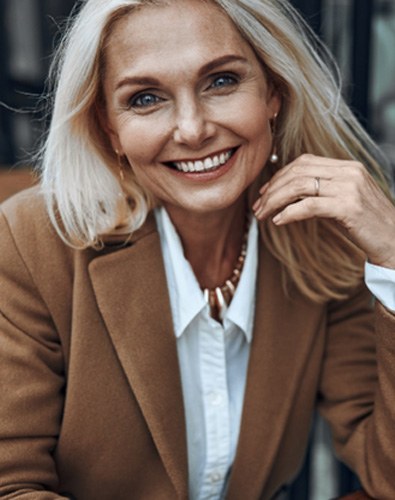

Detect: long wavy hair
39,0,392,302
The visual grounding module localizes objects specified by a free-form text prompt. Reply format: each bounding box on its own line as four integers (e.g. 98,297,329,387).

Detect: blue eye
130,93,162,108
210,74,238,89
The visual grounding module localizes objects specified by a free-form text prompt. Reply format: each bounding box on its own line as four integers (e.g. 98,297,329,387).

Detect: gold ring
314,177,320,197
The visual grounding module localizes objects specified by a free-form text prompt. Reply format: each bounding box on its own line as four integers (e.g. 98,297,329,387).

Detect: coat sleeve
318,283,395,498
0,209,68,498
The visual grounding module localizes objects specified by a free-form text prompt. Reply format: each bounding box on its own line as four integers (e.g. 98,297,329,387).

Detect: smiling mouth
165,148,237,174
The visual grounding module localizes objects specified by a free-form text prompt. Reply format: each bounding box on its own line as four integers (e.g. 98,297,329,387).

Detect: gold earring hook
115,150,125,181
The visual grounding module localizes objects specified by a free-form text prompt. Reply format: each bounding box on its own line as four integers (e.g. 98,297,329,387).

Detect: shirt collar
155,207,206,337
155,207,258,343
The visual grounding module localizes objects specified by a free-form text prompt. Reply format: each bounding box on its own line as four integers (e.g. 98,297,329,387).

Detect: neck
164,197,247,289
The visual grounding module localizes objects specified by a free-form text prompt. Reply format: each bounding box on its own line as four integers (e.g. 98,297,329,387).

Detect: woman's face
103,0,280,216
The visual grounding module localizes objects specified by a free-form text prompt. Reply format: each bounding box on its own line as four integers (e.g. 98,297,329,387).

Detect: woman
1,0,395,498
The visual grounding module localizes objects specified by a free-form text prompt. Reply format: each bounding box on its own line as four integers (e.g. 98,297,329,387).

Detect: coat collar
88,214,323,499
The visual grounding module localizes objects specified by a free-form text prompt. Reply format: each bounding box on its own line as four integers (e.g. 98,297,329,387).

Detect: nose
173,99,215,148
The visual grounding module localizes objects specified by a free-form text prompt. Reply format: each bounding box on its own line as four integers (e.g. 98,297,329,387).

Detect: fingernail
259,183,269,194
272,213,282,224
252,199,261,211
254,207,264,220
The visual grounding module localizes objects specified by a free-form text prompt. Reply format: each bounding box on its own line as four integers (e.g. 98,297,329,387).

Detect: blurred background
0,0,394,170
0,0,394,498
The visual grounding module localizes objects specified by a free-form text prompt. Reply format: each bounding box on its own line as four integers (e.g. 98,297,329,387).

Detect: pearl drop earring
269,113,279,164
270,151,279,164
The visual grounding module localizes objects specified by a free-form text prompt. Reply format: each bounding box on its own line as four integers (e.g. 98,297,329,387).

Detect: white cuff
365,262,395,313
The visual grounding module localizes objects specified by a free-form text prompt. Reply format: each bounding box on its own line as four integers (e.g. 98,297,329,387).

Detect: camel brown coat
1,188,395,499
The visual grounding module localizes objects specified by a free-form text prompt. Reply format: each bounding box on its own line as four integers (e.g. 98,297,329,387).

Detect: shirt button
210,472,222,483
209,392,224,406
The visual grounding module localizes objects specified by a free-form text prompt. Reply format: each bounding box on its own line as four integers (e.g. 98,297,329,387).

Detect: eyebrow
197,54,249,76
115,76,161,90
115,54,248,91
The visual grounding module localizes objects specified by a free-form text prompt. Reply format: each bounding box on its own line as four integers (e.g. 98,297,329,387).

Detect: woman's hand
253,154,395,269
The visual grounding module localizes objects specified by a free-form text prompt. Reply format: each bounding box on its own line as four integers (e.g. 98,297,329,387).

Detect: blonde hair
39,0,392,302
40,0,155,248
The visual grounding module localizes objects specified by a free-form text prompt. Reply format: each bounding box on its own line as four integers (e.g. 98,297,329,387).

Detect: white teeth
173,149,234,173
204,158,213,169
213,156,220,167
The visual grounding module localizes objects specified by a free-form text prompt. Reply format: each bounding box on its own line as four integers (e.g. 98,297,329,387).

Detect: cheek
127,162,162,196
118,119,169,165
222,95,271,143
241,107,270,140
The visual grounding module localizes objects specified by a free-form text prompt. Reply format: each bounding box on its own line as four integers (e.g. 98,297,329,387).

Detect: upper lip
163,146,238,165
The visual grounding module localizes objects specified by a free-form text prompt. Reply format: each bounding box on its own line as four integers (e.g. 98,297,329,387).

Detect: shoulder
0,185,69,263
0,187,78,312
0,185,159,277
1,185,51,235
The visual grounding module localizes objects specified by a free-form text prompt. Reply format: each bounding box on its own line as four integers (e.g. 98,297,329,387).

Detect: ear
268,90,281,120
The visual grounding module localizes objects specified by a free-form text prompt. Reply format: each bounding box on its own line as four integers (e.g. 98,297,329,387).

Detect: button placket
199,324,231,499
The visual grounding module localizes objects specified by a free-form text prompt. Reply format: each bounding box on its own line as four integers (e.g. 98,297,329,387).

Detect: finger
254,156,371,221
252,197,262,212
267,163,343,195
259,182,270,195
254,176,334,220
256,159,368,219
271,196,341,225
266,155,364,195
272,154,358,182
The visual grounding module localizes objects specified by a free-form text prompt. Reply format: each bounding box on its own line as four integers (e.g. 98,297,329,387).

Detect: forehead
103,0,258,76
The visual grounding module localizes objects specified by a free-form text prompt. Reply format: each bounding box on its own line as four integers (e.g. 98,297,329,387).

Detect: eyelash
129,92,163,109
128,72,240,110
208,73,240,90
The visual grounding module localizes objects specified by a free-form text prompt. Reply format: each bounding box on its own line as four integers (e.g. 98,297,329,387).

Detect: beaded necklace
202,216,249,321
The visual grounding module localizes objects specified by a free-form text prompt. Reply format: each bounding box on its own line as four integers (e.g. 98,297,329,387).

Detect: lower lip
165,148,239,182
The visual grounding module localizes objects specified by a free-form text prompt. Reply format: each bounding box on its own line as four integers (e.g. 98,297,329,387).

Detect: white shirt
154,206,395,500
155,207,258,500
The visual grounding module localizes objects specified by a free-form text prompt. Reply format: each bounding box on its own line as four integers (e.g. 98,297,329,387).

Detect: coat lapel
88,213,324,499
88,215,188,499
227,238,324,499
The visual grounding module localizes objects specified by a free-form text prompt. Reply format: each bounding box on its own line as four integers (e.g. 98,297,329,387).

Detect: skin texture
103,0,395,279
102,0,280,288
253,154,395,269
